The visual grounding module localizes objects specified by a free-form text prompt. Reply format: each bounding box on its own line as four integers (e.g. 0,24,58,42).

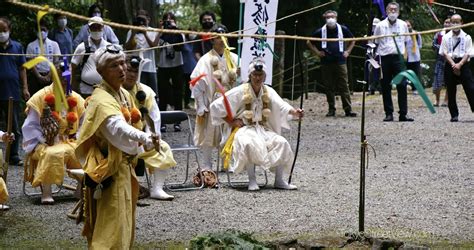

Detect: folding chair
22,153,66,197
160,111,204,191
215,133,268,189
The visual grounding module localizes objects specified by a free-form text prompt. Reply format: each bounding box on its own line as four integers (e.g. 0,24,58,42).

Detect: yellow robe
0,150,7,204
75,82,139,249
24,85,85,187
127,83,176,172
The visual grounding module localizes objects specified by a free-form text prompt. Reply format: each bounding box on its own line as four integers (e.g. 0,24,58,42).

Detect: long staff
2,97,14,183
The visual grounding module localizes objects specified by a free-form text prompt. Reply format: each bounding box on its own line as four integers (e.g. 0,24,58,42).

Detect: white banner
241,0,279,85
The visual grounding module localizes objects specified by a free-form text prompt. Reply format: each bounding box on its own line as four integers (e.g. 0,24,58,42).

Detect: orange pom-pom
67,96,78,109
130,107,142,124
121,106,131,122
44,93,55,107
66,112,78,124
51,111,60,121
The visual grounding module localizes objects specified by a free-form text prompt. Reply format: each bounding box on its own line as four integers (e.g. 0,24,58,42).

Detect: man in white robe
190,24,238,170
210,58,304,191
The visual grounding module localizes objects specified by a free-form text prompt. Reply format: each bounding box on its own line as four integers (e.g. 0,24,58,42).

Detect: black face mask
201,21,214,29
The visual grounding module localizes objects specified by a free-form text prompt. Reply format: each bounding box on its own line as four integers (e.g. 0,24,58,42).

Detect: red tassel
189,73,207,87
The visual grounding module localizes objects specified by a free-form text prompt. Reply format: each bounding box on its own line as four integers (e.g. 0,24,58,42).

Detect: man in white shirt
26,19,61,95
71,16,110,97
374,2,413,122
439,14,474,122
124,10,160,95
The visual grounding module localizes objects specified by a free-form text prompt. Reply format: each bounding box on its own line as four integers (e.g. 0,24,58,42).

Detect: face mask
201,21,214,29
39,31,48,40
453,28,460,32
189,34,197,40
0,32,9,43
58,18,67,28
326,18,337,27
90,31,103,40
388,13,398,22
93,12,101,17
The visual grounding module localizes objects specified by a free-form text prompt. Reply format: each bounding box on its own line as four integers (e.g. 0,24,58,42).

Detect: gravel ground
0,88,473,249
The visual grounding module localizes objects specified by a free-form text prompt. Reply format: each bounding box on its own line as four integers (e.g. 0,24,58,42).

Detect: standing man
439,14,474,122
191,24,238,171
26,19,61,95
405,20,422,95
73,3,119,48
124,10,160,95
0,17,29,166
49,13,74,62
373,2,414,122
157,12,185,132
76,45,160,248
307,10,357,117
71,16,110,97
194,11,216,60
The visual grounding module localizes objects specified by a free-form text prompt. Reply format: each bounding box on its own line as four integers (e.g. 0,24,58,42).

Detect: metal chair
160,111,204,191
22,153,68,197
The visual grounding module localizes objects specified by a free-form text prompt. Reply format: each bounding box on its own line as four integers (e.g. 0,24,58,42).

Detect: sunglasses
105,44,123,54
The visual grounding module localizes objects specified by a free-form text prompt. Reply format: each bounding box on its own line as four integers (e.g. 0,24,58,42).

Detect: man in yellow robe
123,55,176,200
22,64,85,204
75,44,161,249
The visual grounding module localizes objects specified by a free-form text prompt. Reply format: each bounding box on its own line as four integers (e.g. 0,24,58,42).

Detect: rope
433,2,474,13
4,0,474,59
8,0,474,43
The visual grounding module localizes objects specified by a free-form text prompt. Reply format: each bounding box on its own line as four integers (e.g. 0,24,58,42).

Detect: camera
163,20,176,29
133,16,147,26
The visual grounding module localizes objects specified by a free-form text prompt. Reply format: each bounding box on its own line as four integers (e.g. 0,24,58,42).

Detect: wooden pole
2,97,13,183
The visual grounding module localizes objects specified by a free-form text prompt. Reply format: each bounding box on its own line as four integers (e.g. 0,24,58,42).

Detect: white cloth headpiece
94,44,125,70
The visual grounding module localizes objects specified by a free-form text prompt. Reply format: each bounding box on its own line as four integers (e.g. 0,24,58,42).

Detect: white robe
210,83,295,173
190,49,238,147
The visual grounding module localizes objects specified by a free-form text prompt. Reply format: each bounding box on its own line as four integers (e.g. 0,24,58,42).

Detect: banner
241,0,279,85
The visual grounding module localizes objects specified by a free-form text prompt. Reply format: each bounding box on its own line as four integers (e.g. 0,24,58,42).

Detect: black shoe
160,125,167,133
345,111,357,117
399,115,414,122
325,111,335,117
450,116,458,122
9,157,23,166
173,124,181,132
383,114,394,122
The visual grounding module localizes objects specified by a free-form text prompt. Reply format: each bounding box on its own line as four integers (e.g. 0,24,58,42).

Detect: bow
288,20,304,184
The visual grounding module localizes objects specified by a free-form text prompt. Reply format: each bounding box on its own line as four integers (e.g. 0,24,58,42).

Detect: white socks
41,184,55,204
201,146,214,170
274,166,297,190
150,169,174,201
247,166,259,191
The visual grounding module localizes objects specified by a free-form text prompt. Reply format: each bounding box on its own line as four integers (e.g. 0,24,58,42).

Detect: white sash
448,31,466,58
321,23,344,53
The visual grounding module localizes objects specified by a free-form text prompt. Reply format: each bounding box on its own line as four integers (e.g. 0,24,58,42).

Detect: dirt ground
0,88,473,249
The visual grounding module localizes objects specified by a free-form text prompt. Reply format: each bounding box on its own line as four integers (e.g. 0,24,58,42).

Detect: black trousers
157,66,184,111
381,55,408,116
0,100,22,161
444,60,474,118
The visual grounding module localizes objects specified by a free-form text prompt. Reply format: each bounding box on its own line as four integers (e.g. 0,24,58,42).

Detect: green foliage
0,0,90,46
189,230,269,250
159,0,221,30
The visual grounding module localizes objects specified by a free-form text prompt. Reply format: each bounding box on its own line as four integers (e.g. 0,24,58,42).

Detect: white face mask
326,18,337,27
90,31,103,40
0,32,9,43
58,18,67,28
388,13,398,22
39,31,48,40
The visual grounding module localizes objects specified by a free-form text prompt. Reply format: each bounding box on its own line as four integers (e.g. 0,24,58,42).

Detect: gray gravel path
0,89,473,248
